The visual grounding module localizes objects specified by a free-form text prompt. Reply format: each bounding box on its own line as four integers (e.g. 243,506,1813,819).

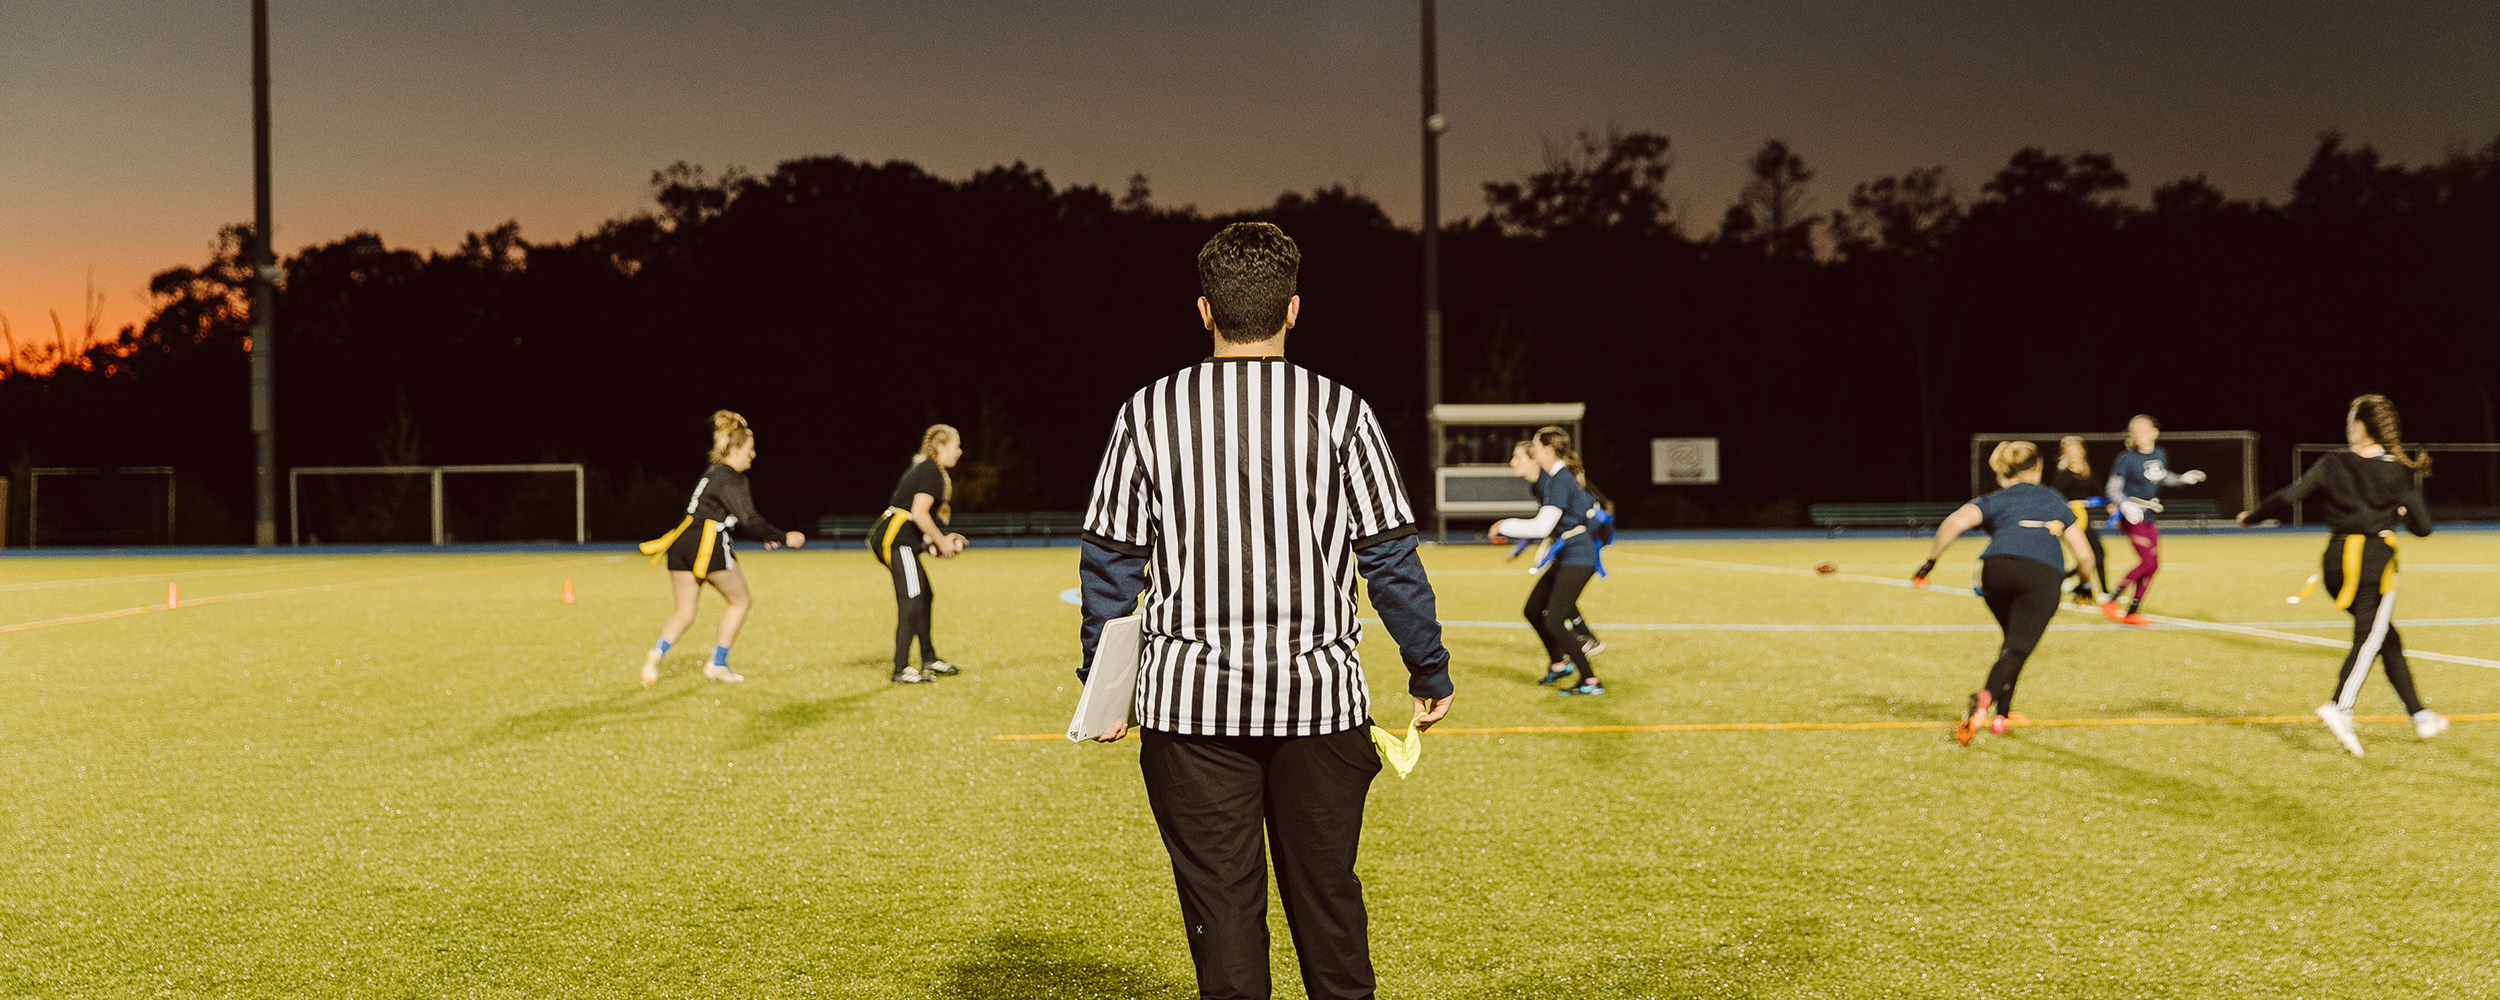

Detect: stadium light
249,0,278,546
1420,0,1444,533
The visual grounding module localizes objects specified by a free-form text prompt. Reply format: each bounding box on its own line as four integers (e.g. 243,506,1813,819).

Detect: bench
1808,503,1966,536
816,511,1087,545
1811,499,2227,537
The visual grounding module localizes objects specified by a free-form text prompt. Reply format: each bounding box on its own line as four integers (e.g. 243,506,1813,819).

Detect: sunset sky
4,1,2495,352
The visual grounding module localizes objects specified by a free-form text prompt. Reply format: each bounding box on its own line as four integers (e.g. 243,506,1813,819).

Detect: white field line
0,557,596,635
1603,550,2500,671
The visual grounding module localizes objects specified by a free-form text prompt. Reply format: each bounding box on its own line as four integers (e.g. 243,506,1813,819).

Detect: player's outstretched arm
1915,503,1984,587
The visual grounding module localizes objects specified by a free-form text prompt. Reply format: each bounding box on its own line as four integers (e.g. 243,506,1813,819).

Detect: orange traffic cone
167,582,180,609
561,579,576,604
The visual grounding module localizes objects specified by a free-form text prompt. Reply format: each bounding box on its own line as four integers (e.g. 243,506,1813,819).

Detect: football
1815,561,1838,575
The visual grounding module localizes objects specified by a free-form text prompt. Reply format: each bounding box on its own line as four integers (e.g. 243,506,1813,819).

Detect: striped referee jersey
1082,356,1427,737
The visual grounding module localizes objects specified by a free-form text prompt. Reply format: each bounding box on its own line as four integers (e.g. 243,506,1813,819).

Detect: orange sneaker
1989,716,2009,736
2098,600,2125,623
2118,613,2150,627
1955,690,1993,746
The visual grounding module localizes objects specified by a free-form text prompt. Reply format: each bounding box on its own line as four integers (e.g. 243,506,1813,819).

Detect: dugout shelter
1429,402,1584,542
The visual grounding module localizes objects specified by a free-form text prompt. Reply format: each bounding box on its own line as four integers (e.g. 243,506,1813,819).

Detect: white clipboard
1068,614,1144,743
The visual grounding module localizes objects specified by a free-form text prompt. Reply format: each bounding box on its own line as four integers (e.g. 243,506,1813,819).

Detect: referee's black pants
1979,556,2061,715
1140,725,1382,1000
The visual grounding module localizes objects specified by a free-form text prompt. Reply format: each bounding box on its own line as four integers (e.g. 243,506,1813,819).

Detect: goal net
28,467,176,547
289,464,585,545
2289,443,2500,524
1967,431,2258,522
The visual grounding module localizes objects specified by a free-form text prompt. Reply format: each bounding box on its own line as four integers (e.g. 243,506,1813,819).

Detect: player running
2238,394,2440,757
638,410,806,688
871,424,970,685
1915,441,2102,745
2049,436,2113,608
1488,427,1611,697
2104,414,2205,625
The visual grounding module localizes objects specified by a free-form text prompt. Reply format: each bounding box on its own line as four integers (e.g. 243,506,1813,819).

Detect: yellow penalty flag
1369,723,1422,779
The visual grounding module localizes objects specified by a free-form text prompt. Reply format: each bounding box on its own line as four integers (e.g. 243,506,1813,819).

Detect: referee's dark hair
1197,222,1300,344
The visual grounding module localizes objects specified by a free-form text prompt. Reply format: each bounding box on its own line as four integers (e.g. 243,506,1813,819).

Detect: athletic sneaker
1557,680,1606,697
702,664,745,684
2117,613,2151,627
892,665,936,684
640,651,661,689
1955,689,1993,746
2413,710,2449,740
1539,662,1576,686
1989,715,2010,736
1580,638,1608,657
922,660,962,676
2098,601,2125,623
2316,702,2363,757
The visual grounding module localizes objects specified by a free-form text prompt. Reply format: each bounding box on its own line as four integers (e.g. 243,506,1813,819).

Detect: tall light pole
250,0,277,546
1419,0,1443,412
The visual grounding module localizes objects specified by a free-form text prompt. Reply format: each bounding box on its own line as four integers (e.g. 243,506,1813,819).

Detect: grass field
7,532,2500,998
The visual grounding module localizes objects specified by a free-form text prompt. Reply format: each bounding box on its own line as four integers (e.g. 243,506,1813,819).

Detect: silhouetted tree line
5,131,2496,542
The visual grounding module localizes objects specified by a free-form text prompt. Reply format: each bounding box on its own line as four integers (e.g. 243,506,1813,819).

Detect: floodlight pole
1420,0,1445,538
249,0,278,546
1419,0,1443,412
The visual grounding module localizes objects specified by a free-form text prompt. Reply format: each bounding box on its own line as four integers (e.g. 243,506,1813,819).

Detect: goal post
27,466,176,547
289,464,585,545
1968,431,2258,516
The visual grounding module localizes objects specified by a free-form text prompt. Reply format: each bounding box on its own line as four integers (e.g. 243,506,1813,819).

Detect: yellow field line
990,712,2500,741
0,557,599,635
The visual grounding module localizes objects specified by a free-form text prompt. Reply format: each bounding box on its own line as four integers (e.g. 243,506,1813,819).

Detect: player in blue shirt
1490,427,1611,697
2103,414,2205,625
1913,441,2104,745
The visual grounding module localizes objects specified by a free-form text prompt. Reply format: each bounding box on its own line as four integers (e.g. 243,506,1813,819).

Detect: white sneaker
703,664,745,683
640,651,661,689
2316,702,2363,757
2413,710,2449,740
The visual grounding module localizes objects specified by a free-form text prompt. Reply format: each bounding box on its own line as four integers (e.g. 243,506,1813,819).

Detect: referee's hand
1411,695,1453,732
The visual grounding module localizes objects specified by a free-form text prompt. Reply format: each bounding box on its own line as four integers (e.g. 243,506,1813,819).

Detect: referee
1077,221,1454,1000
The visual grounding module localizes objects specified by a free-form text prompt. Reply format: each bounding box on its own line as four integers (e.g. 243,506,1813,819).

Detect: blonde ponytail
707,410,752,464
1989,440,2043,487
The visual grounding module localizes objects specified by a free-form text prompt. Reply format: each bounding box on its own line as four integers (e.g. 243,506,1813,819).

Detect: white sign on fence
1651,438,1720,485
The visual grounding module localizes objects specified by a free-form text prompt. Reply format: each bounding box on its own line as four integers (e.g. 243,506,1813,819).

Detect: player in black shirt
637,410,806,687
2048,436,2112,606
1914,441,2103,745
2239,394,2442,756
872,424,969,684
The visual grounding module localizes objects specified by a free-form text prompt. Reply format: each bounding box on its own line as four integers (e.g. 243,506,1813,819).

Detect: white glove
2119,499,2147,525
2180,470,2207,485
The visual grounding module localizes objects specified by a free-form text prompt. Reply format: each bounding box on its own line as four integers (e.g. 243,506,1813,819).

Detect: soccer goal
27,467,176,547
1968,431,2258,522
288,464,585,545
2289,443,2500,525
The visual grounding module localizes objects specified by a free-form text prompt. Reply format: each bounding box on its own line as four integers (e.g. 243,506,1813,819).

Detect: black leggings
2066,527,2108,596
1979,556,2061,714
1525,563,1598,682
888,543,938,671
2324,534,2422,714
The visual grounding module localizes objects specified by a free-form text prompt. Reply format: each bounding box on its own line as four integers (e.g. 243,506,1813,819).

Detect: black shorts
663,519,737,576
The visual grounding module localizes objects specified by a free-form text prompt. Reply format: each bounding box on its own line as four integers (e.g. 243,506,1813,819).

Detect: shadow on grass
451,686,702,753
731,688,881,749
935,930,1186,1000
1832,693,1956,721
1995,740,2348,845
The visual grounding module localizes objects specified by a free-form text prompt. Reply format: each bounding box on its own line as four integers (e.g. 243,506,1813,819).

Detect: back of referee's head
1197,222,1300,344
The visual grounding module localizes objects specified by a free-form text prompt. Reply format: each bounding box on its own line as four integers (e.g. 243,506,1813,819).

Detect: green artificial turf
5,533,2500,998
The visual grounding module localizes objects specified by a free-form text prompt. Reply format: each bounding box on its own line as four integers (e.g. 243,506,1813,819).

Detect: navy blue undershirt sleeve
1354,533,1454,700
1077,538,1149,681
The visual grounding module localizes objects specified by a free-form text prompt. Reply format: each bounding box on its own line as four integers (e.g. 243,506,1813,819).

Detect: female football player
2049,436,2112,606
1489,427,1610,697
1916,440,2102,745
873,424,970,684
638,410,806,687
2104,415,2205,625
2238,394,2440,757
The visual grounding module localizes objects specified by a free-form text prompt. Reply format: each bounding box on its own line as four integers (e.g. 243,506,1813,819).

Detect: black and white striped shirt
1082,357,1418,737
